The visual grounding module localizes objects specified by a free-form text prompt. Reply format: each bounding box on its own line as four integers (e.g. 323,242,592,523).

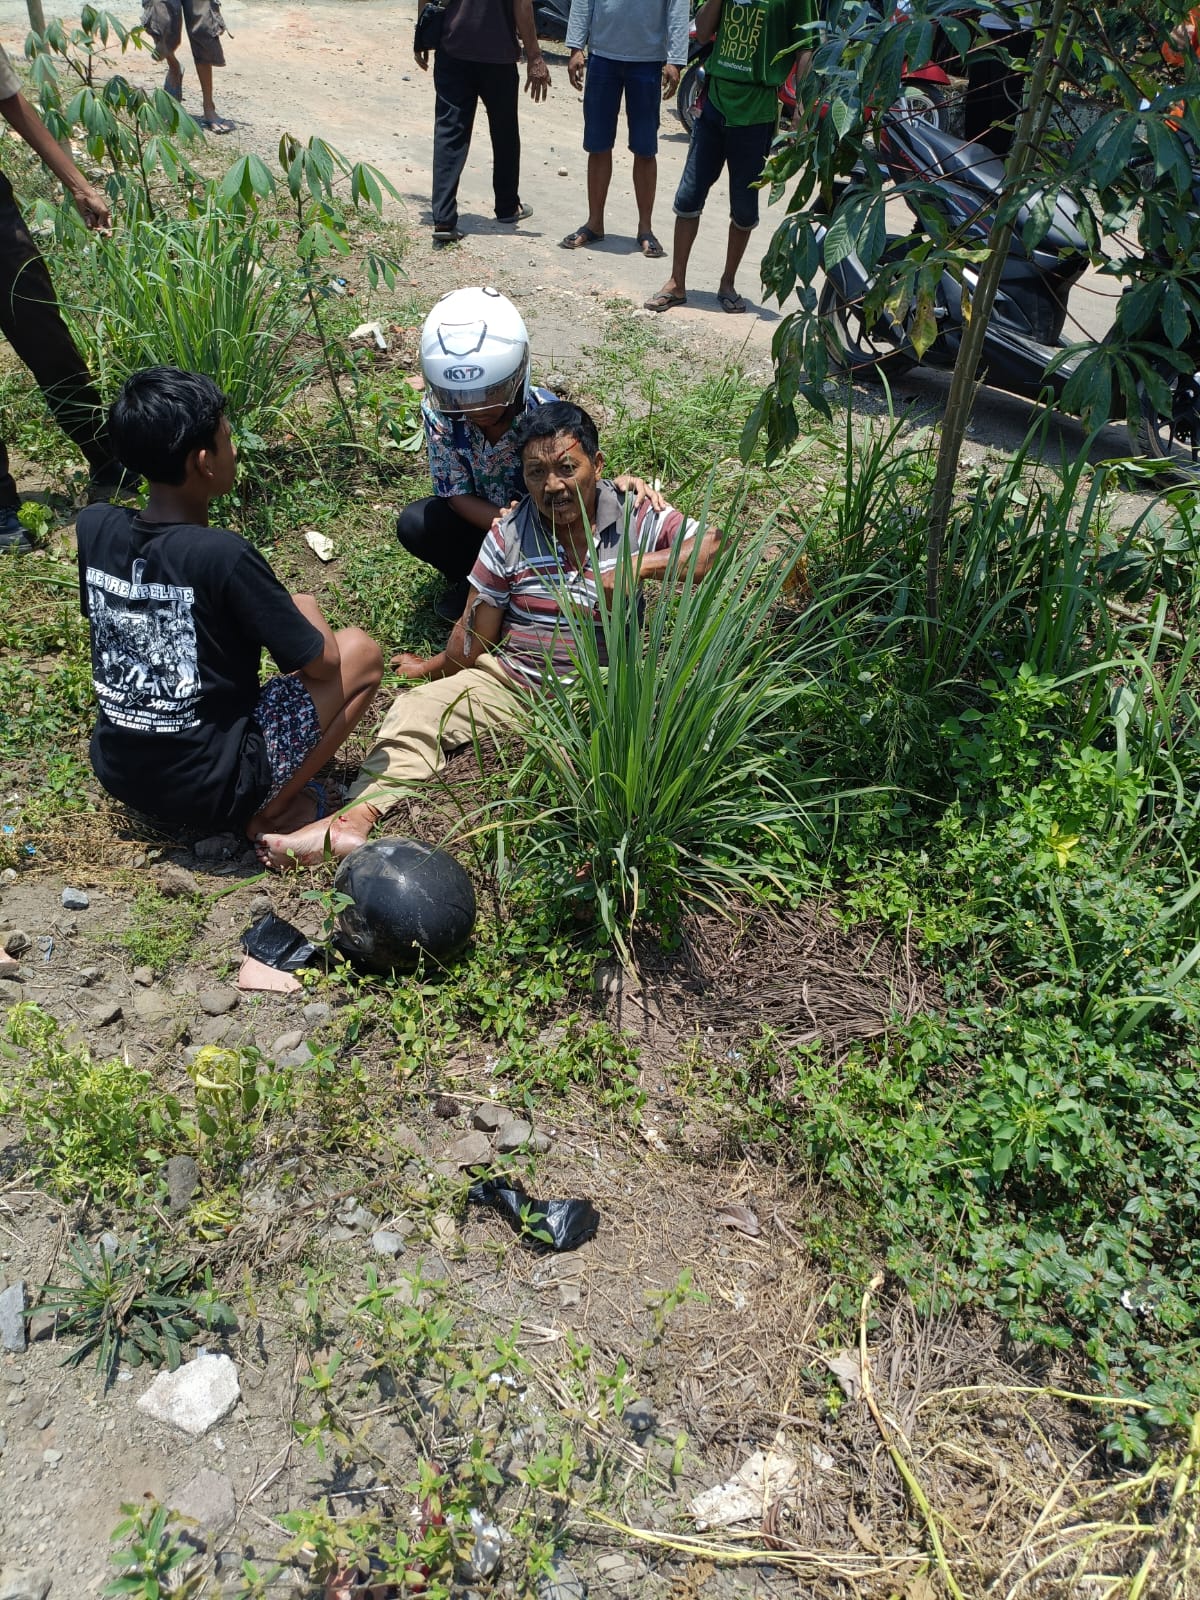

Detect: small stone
0,1569,51,1600
277,1043,313,1071
594,1555,636,1581
193,834,240,863
248,893,272,919
495,1118,532,1154
78,965,102,985
170,1467,236,1533
32,1411,52,1430
371,1230,406,1257
0,867,16,885
88,1000,122,1027
530,1131,552,1154
623,1400,656,1436
3,930,28,957
40,1448,62,1465
0,1282,26,1352
431,1212,457,1250
445,1131,492,1168
536,1556,587,1600
166,1154,200,1214
136,1353,240,1436
334,1200,374,1234
0,980,22,1005
191,1014,234,1046
433,1094,460,1119
97,1231,120,1260
133,989,174,1024
271,1029,303,1057
26,1313,56,1344
302,1001,330,1027
155,864,200,898
198,987,238,1017
471,1102,506,1133
557,166,568,176
60,887,89,910
132,965,154,987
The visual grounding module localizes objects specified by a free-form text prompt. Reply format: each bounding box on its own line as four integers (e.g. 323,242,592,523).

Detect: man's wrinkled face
521,432,603,536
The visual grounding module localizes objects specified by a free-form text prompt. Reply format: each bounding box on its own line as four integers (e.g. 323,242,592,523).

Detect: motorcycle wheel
678,63,705,133
1132,369,1200,483
891,81,947,130
818,254,919,383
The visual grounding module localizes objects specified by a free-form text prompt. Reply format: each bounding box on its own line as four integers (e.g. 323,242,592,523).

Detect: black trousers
397,495,488,582
0,173,119,506
431,52,521,230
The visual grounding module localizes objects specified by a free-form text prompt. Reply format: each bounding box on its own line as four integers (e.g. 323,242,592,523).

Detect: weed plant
120,886,209,972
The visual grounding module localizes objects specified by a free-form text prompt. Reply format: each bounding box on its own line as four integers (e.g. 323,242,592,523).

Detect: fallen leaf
714,1201,761,1237
823,1348,863,1401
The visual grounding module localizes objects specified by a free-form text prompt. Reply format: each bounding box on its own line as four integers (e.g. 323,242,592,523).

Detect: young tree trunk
923,0,1077,629
25,0,46,35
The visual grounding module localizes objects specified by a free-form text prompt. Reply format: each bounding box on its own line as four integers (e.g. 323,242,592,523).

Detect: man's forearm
694,0,722,45
513,0,545,62
447,492,503,532
1,92,87,196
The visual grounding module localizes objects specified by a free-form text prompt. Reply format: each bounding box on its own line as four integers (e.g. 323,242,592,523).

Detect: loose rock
247,893,272,919
371,1230,406,1257
3,930,28,957
198,987,238,1017
41,1448,62,1465
156,864,200,898
302,1001,331,1027
193,833,240,863
133,989,174,1025
0,1281,26,1353
132,965,154,987
277,1042,313,1071
137,1352,240,1436
171,1467,236,1533
166,1155,200,1214
536,1557,587,1600
445,1131,492,1169
471,1102,506,1133
89,1000,123,1027
0,981,22,1006
60,887,89,910
271,1029,303,1057
495,1118,533,1154
530,1131,553,1154
0,1569,51,1600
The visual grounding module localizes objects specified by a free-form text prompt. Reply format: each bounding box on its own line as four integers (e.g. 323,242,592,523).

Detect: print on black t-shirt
86,558,201,734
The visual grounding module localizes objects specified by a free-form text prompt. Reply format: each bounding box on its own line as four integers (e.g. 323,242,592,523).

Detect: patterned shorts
252,675,321,801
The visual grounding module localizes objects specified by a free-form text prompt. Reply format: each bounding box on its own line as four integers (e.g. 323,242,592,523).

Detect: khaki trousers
346,653,525,807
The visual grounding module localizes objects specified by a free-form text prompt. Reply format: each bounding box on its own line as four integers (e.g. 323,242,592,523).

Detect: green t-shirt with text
708,0,813,127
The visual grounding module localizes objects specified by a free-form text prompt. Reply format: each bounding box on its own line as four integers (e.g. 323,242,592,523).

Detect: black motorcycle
818,112,1199,476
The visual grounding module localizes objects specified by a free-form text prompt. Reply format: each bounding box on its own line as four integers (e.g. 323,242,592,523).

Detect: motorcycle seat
883,116,1088,258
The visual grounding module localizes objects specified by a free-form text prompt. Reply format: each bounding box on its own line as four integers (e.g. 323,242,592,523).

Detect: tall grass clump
64,200,313,436
488,492,870,951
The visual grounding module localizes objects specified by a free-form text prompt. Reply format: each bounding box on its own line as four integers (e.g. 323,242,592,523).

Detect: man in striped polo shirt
257,401,720,869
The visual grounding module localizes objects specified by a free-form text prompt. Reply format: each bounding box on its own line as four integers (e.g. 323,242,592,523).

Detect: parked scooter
817,112,1198,475
532,0,569,42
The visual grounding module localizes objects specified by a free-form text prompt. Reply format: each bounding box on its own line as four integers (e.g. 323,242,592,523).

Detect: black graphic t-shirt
76,506,324,829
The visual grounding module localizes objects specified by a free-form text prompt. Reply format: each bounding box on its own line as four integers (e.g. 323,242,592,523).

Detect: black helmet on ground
332,838,477,973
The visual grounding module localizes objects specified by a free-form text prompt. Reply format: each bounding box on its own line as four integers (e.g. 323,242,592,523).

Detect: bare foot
256,815,371,871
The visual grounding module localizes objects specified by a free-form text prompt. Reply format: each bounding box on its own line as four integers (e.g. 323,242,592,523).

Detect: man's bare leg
585,149,612,236
654,213,700,300
161,46,185,95
632,152,656,237
718,219,754,305
256,799,380,871
194,61,223,123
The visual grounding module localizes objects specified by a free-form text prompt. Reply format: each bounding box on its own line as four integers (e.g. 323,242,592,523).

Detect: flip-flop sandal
643,290,687,313
560,224,604,250
717,289,748,313
200,115,236,134
163,70,184,101
637,231,665,259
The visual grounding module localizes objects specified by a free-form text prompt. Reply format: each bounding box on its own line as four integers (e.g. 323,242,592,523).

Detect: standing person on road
142,0,235,134
415,0,551,249
0,43,132,552
645,0,813,316
560,0,689,259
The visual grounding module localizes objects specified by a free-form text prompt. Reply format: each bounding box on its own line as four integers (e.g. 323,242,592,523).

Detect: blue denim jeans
672,96,775,229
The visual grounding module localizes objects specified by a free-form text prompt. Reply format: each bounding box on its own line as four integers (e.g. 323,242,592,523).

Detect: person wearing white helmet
398,286,660,622
397,286,556,622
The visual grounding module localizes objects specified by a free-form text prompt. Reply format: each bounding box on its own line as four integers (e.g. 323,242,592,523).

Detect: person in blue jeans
645,0,812,315
561,0,689,258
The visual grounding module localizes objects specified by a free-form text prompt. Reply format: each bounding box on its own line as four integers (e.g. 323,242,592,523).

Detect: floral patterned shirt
424,387,556,507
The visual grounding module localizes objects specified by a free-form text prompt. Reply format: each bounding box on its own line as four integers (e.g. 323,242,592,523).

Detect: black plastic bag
240,911,320,973
469,1180,598,1252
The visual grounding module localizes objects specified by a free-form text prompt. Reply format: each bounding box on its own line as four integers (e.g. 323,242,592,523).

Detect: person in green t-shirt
644,0,812,316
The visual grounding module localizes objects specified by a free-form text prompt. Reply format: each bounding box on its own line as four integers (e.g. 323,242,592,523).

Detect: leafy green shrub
1,1004,185,1198
41,1234,235,1387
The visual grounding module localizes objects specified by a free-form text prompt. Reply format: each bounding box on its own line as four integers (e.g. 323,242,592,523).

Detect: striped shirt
468,481,697,688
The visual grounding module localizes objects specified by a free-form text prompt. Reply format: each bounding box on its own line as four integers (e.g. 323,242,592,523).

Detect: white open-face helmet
419,286,530,418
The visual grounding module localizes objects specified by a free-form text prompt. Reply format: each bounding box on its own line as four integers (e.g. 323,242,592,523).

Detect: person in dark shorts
561,0,689,257
645,0,813,316
75,368,383,840
142,0,234,133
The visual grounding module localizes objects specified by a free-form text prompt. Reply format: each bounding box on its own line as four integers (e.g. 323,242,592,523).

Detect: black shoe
0,506,33,553
87,464,143,504
432,227,466,249
434,579,470,623
497,203,533,224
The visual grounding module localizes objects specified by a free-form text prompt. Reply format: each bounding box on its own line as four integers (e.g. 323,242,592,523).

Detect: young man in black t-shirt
75,368,383,838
